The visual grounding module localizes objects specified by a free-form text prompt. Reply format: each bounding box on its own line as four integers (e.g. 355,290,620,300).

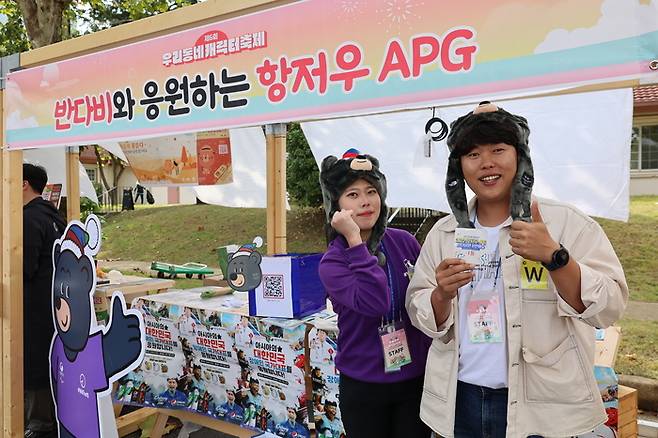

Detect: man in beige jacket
406,102,628,438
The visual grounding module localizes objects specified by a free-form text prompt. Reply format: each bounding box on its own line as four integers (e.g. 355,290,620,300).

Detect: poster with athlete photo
175,306,242,416
114,298,187,409
306,320,345,438
221,314,309,436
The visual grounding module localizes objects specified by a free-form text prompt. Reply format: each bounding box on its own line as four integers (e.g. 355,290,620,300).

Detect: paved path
624,300,658,321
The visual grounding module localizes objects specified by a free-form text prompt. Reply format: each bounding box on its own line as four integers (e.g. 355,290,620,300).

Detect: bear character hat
319,148,388,265
445,101,534,228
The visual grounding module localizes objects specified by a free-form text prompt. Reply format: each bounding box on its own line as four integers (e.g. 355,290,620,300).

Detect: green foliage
92,180,104,199
74,0,199,33
80,197,101,222
0,1,31,56
286,123,323,207
0,0,199,57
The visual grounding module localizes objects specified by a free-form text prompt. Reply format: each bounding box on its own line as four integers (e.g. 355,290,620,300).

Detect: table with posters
112,288,346,438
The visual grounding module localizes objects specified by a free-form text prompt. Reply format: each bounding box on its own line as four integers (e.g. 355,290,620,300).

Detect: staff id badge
466,293,503,343
379,321,412,373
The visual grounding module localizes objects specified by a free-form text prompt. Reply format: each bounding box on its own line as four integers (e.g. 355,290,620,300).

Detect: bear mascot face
53,242,95,354
227,248,263,292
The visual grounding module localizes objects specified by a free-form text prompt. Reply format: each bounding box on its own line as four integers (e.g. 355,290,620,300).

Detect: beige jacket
406,197,628,438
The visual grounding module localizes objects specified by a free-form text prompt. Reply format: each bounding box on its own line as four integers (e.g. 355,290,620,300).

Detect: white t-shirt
457,217,509,389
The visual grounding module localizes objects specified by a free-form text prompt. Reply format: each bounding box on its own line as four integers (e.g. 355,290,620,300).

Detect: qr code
262,274,284,300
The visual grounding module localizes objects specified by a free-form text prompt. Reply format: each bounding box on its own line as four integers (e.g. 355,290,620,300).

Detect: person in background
134,183,145,204
23,163,66,438
318,149,431,438
406,101,628,438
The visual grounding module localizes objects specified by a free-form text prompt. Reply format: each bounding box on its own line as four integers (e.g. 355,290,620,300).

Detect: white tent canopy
302,89,632,221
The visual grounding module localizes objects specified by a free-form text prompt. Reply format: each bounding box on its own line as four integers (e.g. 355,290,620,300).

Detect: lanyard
380,242,399,325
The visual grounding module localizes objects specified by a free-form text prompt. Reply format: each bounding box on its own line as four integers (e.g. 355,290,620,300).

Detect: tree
286,123,322,207
0,1,31,56
1,0,198,203
0,0,199,56
15,0,72,48
78,0,199,32
92,145,126,204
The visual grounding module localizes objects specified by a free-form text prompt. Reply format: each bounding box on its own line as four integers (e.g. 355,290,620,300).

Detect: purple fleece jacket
319,227,431,383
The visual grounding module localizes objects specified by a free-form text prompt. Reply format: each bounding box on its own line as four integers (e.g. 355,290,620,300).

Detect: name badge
466,293,503,343
520,259,549,290
379,321,412,372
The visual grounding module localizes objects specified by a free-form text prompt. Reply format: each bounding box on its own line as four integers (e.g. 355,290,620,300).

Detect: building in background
631,85,658,195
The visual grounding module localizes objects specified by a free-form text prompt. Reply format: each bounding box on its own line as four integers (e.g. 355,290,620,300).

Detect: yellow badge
520,259,549,290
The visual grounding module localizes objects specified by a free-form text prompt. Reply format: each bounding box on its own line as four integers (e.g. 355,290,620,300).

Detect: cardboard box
618,385,638,438
249,254,326,319
595,326,622,368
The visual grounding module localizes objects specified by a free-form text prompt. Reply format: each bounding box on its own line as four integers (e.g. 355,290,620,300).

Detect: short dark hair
23,163,48,194
452,120,521,157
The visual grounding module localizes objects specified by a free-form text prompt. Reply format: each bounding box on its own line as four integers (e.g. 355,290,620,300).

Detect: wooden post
2,146,24,437
265,123,287,255
0,88,4,438
66,146,81,221
266,127,276,256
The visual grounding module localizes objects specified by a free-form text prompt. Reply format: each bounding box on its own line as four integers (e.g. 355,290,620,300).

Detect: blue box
248,253,326,319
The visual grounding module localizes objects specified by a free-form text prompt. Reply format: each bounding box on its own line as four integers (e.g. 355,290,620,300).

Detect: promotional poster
115,298,241,416
119,130,233,186
306,317,345,438
114,292,310,436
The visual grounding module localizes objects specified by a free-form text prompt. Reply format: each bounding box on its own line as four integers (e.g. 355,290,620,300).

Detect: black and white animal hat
319,149,388,263
445,101,534,228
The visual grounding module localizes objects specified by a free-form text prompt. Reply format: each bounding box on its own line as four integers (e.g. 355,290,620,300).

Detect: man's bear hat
445,101,534,228
319,148,388,264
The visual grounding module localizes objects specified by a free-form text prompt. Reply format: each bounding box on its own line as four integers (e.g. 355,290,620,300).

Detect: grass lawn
615,318,658,380
596,196,658,302
99,204,327,267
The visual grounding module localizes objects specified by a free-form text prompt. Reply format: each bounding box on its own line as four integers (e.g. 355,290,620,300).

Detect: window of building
86,167,97,182
631,124,658,170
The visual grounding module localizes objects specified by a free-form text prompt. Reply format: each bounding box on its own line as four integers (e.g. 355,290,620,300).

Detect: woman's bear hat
319,148,388,263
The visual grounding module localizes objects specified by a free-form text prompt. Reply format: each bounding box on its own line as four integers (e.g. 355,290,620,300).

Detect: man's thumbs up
510,201,559,262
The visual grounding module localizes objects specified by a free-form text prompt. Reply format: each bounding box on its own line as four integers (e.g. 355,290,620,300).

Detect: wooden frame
1,0,646,436
1,1,290,436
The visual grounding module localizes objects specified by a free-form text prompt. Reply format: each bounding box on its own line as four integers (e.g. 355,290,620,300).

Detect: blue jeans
453,380,544,438
454,380,508,438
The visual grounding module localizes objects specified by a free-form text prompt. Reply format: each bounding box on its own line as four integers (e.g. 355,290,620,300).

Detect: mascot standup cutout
49,215,145,438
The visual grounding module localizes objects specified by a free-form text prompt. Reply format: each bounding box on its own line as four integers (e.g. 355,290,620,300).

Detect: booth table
112,289,343,438
96,277,176,302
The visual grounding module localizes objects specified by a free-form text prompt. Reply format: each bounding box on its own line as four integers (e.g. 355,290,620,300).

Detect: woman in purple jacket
318,149,431,438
